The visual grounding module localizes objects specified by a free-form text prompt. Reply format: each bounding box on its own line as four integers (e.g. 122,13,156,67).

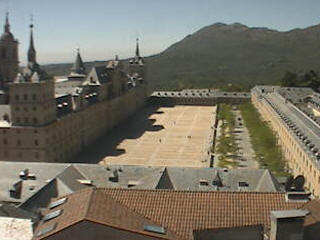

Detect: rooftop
0,162,282,215
34,188,305,240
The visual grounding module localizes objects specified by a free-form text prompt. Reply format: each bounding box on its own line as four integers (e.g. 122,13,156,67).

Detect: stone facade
0,15,147,163
251,86,320,197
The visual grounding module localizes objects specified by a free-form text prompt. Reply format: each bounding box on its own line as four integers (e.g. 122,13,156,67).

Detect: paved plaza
101,105,216,167
75,105,216,167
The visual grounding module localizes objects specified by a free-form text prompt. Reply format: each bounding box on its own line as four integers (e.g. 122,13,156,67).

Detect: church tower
9,23,56,127
0,13,19,91
129,38,144,76
128,38,145,86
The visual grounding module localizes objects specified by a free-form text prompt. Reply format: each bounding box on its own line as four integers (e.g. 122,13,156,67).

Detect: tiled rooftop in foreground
34,188,308,240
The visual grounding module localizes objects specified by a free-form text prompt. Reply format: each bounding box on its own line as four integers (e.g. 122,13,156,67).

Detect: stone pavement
99,105,217,167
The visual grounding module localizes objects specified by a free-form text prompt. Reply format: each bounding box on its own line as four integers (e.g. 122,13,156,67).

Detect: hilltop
42,22,320,90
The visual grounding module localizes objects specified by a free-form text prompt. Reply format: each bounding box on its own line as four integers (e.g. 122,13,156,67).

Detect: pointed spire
4,12,10,33
135,38,140,58
28,19,37,64
1,12,15,42
71,48,85,75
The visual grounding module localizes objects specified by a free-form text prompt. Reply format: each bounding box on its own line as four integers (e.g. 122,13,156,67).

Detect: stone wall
251,92,320,197
0,85,147,163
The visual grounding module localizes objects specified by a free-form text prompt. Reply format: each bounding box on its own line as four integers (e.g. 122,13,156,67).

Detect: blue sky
1,0,320,64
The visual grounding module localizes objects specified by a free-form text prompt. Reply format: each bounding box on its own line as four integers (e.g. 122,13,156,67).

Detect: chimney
109,170,119,182
270,210,308,240
9,180,23,199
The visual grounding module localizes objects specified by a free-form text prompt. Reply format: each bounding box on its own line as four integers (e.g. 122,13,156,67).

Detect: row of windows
262,100,320,196
15,106,37,112
2,129,38,134
2,139,39,146
15,94,37,101
3,151,40,159
1,47,17,60
16,117,38,125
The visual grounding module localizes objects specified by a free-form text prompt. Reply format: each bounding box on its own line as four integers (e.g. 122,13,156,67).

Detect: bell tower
9,22,56,127
0,13,19,91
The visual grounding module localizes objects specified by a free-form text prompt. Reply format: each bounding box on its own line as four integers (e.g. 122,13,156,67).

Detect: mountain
42,22,320,90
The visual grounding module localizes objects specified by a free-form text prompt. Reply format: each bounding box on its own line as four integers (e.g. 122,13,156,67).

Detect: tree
281,71,297,87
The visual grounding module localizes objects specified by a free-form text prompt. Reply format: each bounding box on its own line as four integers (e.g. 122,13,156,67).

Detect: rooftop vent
143,225,166,235
19,169,36,180
199,179,209,186
127,180,139,188
109,170,119,182
35,223,57,237
9,180,23,199
49,197,67,209
19,169,29,178
77,179,93,186
238,181,249,187
43,209,62,222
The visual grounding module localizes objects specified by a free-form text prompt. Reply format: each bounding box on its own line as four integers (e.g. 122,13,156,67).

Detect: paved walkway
234,110,259,168
213,108,258,169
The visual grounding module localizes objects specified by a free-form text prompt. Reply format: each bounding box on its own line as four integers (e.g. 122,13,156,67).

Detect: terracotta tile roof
300,199,320,227
34,188,179,240
35,188,304,240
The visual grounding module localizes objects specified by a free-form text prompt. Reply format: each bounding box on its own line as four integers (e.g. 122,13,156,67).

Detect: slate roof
71,51,86,75
34,188,304,240
0,203,34,219
0,162,68,204
0,162,282,210
252,86,320,167
55,80,83,97
89,66,110,84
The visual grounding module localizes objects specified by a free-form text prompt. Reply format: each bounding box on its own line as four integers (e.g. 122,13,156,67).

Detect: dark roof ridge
96,187,286,195
83,188,95,220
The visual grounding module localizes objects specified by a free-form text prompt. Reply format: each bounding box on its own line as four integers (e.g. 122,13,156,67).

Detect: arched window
33,117,38,125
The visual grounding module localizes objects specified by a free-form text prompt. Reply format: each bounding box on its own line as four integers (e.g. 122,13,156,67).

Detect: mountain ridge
42,22,320,90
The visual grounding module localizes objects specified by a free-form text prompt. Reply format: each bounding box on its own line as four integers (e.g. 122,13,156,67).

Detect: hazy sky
1,0,320,65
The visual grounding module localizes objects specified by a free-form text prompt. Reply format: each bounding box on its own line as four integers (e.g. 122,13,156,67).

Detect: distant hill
42,22,320,90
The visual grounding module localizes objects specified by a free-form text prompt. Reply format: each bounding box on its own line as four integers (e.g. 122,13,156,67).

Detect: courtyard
75,105,216,167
